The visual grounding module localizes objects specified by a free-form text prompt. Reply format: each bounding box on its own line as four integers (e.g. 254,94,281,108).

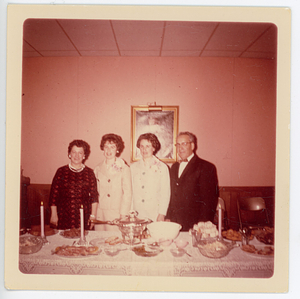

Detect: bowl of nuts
19,235,43,254
197,238,233,258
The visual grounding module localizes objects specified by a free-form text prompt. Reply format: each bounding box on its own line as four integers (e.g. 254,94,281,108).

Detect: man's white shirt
178,153,194,177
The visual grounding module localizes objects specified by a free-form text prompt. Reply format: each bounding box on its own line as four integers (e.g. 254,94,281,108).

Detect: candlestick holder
217,235,223,241
74,236,89,246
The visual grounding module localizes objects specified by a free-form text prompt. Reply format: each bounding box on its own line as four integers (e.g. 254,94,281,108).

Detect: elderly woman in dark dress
49,140,98,230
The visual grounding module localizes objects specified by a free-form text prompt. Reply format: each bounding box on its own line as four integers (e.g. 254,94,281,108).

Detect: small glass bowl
174,239,189,249
197,238,233,258
159,239,173,247
19,236,43,254
104,246,121,256
170,248,186,257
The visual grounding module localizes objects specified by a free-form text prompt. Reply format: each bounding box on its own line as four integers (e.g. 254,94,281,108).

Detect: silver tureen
90,210,152,245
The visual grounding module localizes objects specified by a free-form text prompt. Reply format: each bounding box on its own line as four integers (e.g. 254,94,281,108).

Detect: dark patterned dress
49,165,98,230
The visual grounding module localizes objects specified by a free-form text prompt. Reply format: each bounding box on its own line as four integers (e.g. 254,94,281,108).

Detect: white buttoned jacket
94,158,132,219
130,156,171,221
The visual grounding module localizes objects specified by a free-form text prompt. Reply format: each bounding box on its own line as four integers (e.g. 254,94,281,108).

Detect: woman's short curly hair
68,140,91,161
100,133,125,157
136,133,161,155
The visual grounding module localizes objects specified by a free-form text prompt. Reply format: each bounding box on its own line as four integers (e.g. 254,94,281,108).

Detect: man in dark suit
166,132,219,231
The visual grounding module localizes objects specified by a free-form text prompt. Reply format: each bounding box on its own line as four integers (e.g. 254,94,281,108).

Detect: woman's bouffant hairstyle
136,133,161,155
100,133,125,157
68,140,91,162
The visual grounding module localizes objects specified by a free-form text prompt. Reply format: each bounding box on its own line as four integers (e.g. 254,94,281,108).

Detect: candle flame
81,205,83,209
41,201,43,206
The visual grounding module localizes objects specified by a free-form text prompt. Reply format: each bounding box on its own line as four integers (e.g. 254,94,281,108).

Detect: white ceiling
23,19,277,59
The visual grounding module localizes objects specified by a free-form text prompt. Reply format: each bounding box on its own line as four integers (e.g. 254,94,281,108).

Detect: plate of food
104,236,123,245
255,227,274,245
59,228,88,239
132,244,163,257
52,245,100,258
241,244,274,258
222,229,254,242
30,225,58,237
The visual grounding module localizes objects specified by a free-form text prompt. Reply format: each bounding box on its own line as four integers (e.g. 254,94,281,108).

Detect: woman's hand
156,214,165,222
89,214,96,230
50,206,58,227
89,202,98,229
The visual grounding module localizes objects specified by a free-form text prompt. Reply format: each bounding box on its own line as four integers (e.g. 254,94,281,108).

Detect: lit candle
218,203,222,239
40,201,45,238
80,205,84,240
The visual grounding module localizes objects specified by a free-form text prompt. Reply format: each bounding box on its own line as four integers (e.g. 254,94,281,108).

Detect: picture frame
131,105,179,163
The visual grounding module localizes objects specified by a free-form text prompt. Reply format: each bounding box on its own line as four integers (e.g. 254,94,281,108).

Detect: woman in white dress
94,134,132,231
131,133,170,222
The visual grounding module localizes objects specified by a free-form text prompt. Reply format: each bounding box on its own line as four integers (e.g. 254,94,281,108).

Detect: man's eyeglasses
175,142,191,147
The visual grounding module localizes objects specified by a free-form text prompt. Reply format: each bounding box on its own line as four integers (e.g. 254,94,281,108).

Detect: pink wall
21,56,276,186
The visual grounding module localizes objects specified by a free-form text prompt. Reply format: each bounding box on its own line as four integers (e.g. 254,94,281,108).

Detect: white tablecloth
19,231,274,277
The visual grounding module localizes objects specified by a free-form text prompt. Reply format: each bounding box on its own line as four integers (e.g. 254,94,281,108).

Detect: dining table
19,230,274,278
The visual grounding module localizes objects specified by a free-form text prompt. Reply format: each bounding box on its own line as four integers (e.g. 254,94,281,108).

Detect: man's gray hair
178,131,196,143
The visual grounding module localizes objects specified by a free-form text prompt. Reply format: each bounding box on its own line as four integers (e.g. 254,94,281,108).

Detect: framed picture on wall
131,105,179,163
